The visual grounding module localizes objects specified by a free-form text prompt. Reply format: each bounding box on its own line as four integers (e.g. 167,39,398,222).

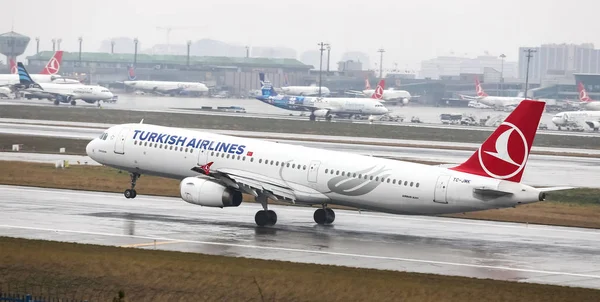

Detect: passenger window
221,153,225,158
270,160,274,165
134,141,137,145
250,158,253,162
416,183,420,188
341,172,345,176
325,169,329,173
170,146,173,150
376,177,379,181
358,174,362,178
227,154,230,159
410,182,414,187
259,159,262,163
286,163,290,167
292,164,296,168
353,173,356,178
386,179,390,183
276,161,279,166
393,179,396,184
237,155,241,160
303,165,307,170
242,156,246,161
211,152,214,156
404,181,408,186
144,142,148,146
336,171,339,175
370,176,374,180
185,148,188,152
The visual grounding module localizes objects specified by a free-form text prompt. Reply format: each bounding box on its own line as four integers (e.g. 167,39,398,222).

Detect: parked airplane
348,78,411,105
551,110,600,131
460,78,524,108
85,100,571,227
280,74,330,96
576,82,600,111
256,73,388,121
122,66,208,96
0,51,80,86
17,63,114,106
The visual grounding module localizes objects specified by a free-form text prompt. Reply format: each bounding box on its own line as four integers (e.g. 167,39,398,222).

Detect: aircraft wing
345,90,365,96
191,164,297,202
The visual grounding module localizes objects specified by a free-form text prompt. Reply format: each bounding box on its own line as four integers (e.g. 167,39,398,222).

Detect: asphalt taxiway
1,185,599,289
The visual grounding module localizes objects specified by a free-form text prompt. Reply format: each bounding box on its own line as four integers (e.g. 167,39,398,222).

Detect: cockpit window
99,133,108,140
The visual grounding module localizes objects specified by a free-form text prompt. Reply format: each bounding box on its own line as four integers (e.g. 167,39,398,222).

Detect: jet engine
585,121,600,131
312,109,330,117
402,98,410,105
179,177,243,208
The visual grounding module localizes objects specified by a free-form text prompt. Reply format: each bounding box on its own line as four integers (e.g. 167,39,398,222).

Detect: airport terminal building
26,51,313,97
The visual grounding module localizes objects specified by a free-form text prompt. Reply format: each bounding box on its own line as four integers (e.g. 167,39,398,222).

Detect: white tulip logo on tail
578,83,592,102
373,85,384,99
477,122,528,179
45,57,60,75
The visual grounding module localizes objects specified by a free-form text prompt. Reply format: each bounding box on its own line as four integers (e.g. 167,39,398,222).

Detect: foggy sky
3,0,599,69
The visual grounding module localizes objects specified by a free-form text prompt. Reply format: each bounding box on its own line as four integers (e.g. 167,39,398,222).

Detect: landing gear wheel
326,114,332,122
124,189,137,199
124,173,140,199
53,100,59,105
70,100,76,106
309,114,316,121
314,207,335,225
255,210,277,226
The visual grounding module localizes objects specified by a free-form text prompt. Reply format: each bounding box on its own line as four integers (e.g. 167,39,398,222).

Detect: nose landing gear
124,173,140,199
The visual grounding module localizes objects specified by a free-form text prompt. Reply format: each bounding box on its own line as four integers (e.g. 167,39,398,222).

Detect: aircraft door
113,128,130,154
307,160,321,183
433,175,451,204
197,147,209,165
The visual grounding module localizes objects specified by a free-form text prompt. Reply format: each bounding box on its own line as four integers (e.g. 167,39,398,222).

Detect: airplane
256,73,388,121
0,51,80,86
459,78,524,108
576,82,600,111
122,66,209,96
551,110,600,131
348,78,411,105
280,74,330,96
85,99,571,227
17,62,114,106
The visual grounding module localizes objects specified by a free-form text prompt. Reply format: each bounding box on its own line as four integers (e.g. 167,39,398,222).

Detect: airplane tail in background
283,74,289,86
578,82,593,102
371,79,385,100
40,51,64,75
17,62,43,89
475,78,488,97
365,77,371,90
127,65,137,81
9,58,17,74
259,73,277,97
450,100,545,183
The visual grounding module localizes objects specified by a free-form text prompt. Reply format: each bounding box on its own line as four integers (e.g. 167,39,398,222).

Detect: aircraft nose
86,139,96,157
551,116,562,124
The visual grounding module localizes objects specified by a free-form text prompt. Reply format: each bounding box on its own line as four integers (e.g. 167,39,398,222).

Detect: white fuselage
308,97,388,116
86,123,542,216
281,86,330,96
24,83,114,102
124,80,209,94
552,111,600,129
475,96,523,108
363,89,411,102
0,74,79,86
580,101,600,111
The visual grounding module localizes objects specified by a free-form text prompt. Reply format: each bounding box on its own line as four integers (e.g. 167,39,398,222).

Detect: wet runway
2,96,598,136
1,122,599,188
1,185,599,289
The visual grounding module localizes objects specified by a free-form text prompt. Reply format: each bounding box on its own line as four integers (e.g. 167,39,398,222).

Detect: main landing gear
313,204,335,225
254,194,277,226
124,173,140,199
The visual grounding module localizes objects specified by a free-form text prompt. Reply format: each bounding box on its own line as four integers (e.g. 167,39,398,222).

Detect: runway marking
120,240,182,248
2,185,600,237
1,224,600,281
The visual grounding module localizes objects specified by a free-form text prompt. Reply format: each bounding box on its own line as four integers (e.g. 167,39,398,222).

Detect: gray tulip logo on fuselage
326,166,391,196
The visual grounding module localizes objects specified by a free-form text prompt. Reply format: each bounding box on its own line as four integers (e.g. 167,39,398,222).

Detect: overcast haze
3,0,599,69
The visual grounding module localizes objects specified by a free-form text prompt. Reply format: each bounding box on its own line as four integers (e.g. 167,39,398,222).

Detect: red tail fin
475,78,488,97
372,79,385,99
450,100,545,183
365,77,371,90
40,51,63,75
578,82,593,102
9,58,16,74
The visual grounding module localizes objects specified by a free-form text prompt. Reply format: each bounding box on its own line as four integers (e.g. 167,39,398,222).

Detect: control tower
0,31,30,73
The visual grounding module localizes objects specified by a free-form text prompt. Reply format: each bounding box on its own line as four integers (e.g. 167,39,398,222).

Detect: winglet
140,119,144,124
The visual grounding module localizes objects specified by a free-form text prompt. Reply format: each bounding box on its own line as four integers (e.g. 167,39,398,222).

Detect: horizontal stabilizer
538,186,576,192
473,187,514,197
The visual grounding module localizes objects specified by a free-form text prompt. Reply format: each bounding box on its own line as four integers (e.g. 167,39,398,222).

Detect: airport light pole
35,37,39,54
57,38,62,51
245,46,250,58
186,40,191,67
377,48,385,79
523,48,536,98
111,40,115,54
78,37,83,67
133,38,139,68
51,39,56,52
326,45,331,73
317,42,330,97
499,53,506,95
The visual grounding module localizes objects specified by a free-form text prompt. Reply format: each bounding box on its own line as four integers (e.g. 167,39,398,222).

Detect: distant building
337,60,362,72
419,55,517,80
341,51,370,70
518,43,600,84
300,50,322,70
